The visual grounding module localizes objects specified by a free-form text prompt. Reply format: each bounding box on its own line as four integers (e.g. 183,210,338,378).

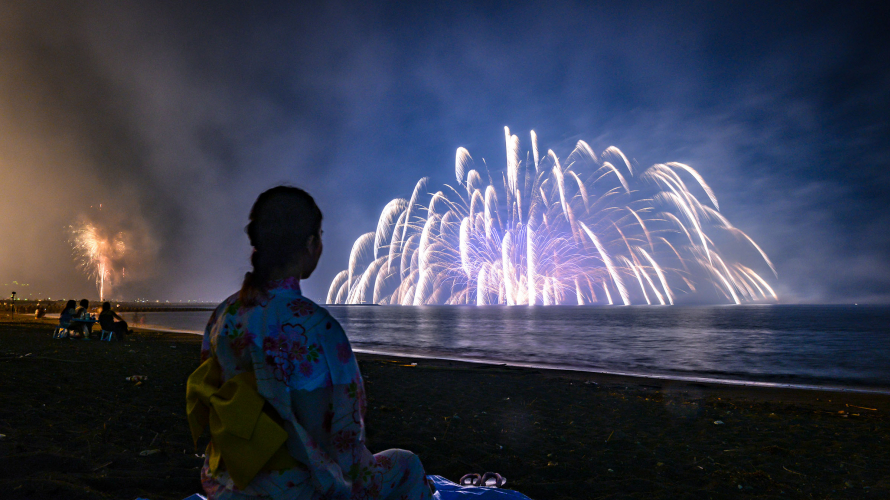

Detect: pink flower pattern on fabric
376,455,392,469
332,429,358,453
229,329,254,358
288,297,316,317
199,280,431,500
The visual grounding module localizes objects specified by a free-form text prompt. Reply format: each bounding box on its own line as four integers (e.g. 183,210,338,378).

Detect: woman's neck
267,275,302,292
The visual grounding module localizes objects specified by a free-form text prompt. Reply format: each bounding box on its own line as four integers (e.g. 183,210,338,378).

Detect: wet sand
1,316,888,499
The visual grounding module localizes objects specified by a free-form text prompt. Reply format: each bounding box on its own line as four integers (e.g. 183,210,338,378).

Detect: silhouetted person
71,298,93,338
58,300,77,337
98,302,129,340
73,299,90,318
188,186,432,499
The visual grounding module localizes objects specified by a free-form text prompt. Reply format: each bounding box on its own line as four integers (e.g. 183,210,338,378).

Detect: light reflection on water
121,305,890,390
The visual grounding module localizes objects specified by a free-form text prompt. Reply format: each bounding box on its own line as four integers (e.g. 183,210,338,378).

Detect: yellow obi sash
186,357,301,489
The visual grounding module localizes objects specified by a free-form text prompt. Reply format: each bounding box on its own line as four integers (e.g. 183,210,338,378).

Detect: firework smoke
329,128,777,306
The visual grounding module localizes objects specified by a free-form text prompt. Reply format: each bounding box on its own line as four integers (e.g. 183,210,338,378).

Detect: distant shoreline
16,305,890,394
43,313,888,396
3,299,387,314
2,300,216,314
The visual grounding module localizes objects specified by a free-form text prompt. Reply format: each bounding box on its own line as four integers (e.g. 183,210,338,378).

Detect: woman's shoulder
287,295,343,329
267,293,348,341
272,291,321,319
209,289,344,338
204,293,240,331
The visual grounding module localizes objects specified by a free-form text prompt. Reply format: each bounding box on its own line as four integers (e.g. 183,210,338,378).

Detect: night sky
1,1,888,304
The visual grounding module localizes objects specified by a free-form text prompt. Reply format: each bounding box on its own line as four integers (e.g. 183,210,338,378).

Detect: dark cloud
1,0,888,303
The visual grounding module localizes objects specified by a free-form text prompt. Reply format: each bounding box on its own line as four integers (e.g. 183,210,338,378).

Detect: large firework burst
69,220,126,301
329,127,776,305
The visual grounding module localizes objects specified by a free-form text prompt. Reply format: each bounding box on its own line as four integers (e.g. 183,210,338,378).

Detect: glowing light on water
328,128,777,305
69,221,126,301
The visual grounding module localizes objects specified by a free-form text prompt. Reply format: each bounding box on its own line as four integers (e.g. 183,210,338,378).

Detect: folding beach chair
52,325,71,339
99,329,115,341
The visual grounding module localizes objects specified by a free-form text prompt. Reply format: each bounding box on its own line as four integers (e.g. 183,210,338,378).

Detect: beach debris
607,469,614,473
128,350,136,353
0,434,6,440
91,461,113,472
399,362,417,367
126,375,148,382
782,466,805,476
139,449,161,456
713,420,724,425
169,345,177,348
584,380,598,385
846,403,876,411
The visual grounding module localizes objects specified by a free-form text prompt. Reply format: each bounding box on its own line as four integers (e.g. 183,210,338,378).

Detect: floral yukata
200,278,432,500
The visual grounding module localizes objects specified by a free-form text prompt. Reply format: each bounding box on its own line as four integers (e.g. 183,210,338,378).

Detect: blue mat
137,476,532,500
136,495,205,500
429,475,533,499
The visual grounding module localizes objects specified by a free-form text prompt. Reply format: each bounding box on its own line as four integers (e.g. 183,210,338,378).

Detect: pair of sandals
459,472,507,488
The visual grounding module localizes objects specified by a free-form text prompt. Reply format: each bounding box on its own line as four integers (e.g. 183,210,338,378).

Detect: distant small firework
69,220,126,301
329,127,777,306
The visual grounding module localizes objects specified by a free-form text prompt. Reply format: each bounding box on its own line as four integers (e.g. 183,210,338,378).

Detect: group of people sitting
58,299,131,340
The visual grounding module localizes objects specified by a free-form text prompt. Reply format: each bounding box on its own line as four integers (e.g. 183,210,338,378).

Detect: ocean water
120,305,890,391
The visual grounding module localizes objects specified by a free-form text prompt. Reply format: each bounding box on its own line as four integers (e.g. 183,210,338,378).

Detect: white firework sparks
328,127,777,305
69,221,126,301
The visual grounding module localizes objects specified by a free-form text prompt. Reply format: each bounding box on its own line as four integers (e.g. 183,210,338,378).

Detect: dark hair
239,186,322,306
101,302,111,312
65,299,76,311
79,299,89,308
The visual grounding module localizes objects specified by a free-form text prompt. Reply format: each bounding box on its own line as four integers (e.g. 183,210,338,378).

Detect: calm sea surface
121,305,890,391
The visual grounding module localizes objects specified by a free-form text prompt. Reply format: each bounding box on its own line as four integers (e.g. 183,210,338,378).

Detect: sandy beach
1,315,888,499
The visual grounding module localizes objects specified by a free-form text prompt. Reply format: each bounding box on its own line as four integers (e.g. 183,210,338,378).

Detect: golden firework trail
328,128,777,305
69,222,126,301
